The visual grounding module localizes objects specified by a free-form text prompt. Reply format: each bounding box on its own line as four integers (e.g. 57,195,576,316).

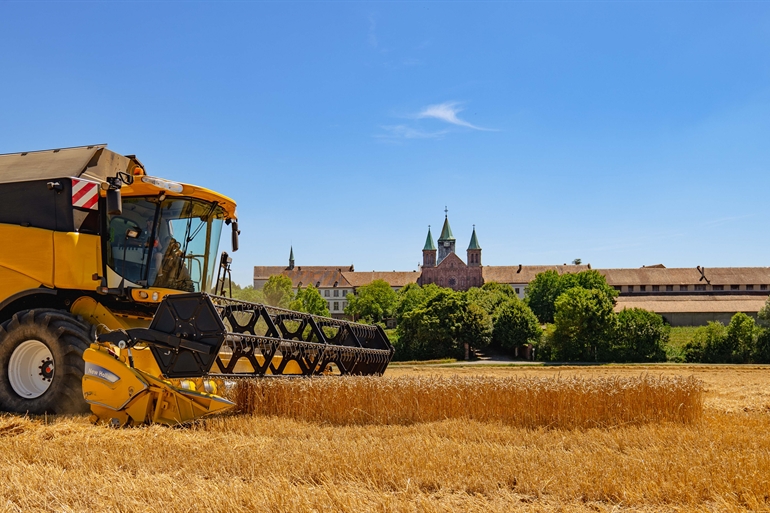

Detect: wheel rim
8,340,54,399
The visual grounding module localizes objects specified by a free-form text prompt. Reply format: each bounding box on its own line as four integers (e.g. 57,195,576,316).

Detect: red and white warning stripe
71,178,100,210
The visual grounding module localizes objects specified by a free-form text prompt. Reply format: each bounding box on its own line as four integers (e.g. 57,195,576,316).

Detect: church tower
422,226,437,268
437,208,456,264
288,246,295,270
467,226,481,267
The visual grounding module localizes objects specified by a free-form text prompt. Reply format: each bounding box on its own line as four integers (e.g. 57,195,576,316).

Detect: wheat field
233,374,704,428
0,365,768,512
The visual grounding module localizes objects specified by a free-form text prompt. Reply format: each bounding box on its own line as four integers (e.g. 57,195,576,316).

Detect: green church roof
289,246,294,261
467,227,481,250
438,216,455,241
423,227,436,251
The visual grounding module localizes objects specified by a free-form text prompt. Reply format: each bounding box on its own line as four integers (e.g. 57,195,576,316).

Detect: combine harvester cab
0,145,393,426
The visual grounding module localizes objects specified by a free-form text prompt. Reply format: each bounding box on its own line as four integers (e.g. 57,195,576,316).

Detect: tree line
228,272,770,363
228,275,331,316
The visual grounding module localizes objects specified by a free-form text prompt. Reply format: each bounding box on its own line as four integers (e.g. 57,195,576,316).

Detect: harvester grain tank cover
0,145,138,232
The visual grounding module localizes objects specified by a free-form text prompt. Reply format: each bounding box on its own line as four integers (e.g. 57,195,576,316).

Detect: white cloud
375,101,496,140
417,101,494,131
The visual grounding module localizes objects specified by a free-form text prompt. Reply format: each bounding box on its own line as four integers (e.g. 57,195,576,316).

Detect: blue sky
1,1,769,286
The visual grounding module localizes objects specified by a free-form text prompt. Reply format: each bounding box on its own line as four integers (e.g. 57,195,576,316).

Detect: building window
515,288,520,295
731,285,740,290
334,302,339,311
666,285,673,292
762,285,768,291
333,290,339,297
328,302,332,310
640,285,646,292
713,285,724,291
448,278,457,287
680,285,688,291
324,290,329,297
341,290,347,296
695,284,706,291
614,286,622,291
747,285,754,291
652,285,659,292
628,286,634,293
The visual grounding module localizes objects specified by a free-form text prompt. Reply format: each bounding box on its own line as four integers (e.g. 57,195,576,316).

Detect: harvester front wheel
0,309,92,414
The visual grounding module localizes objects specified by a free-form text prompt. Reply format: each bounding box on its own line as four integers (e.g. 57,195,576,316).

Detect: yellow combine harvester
0,145,393,426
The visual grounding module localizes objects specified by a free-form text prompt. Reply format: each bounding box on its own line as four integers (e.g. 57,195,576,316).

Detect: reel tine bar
211,294,394,377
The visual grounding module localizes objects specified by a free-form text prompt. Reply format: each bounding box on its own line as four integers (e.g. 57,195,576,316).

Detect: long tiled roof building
255,215,770,325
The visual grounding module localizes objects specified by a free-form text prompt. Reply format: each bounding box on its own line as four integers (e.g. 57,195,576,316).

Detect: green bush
550,288,615,361
492,299,542,354
397,290,492,360
526,270,618,324
683,316,762,364
606,308,668,362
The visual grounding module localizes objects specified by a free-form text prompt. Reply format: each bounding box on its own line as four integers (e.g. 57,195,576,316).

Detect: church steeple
289,246,295,270
422,226,437,268
423,226,436,251
437,207,456,264
467,225,481,267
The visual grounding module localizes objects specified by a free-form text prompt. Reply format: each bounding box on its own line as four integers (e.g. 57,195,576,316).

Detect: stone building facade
417,215,483,291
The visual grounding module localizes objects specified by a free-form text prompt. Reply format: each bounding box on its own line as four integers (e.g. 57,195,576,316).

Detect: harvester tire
0,309,92,414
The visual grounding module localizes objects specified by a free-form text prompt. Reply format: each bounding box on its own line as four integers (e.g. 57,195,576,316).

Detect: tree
684,313,759,363
455,302,493,359
754,299,770,363
754,329,770,363
551,288,615,361
572,258,582,265
344,279,397,323
397,289,491,360
525,270,562,324
263,275,294,308
466,282,518,320
609,308,668,362
492,299,542,354
526,270,617,324
231,285,264,303
758,297,770,326
684,321,728,363
394,283,442,324
290,284,330,316
726,313,758,363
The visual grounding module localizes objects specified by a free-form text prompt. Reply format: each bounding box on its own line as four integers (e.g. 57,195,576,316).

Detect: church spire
423,226,436,251
422,225,437,268
437,207,456,264
438,206,455,242
289,246,295,270
467,225,481,250
467,225,482,267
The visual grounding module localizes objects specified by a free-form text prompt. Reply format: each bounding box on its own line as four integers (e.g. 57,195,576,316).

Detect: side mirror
106,188,122,216
231,220,240,252
117,171,134,186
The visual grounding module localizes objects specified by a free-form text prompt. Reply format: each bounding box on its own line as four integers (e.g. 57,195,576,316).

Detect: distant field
0,364,768,512
666,326,699,361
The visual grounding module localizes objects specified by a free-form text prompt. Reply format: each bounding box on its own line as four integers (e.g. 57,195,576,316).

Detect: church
417,212,483,291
